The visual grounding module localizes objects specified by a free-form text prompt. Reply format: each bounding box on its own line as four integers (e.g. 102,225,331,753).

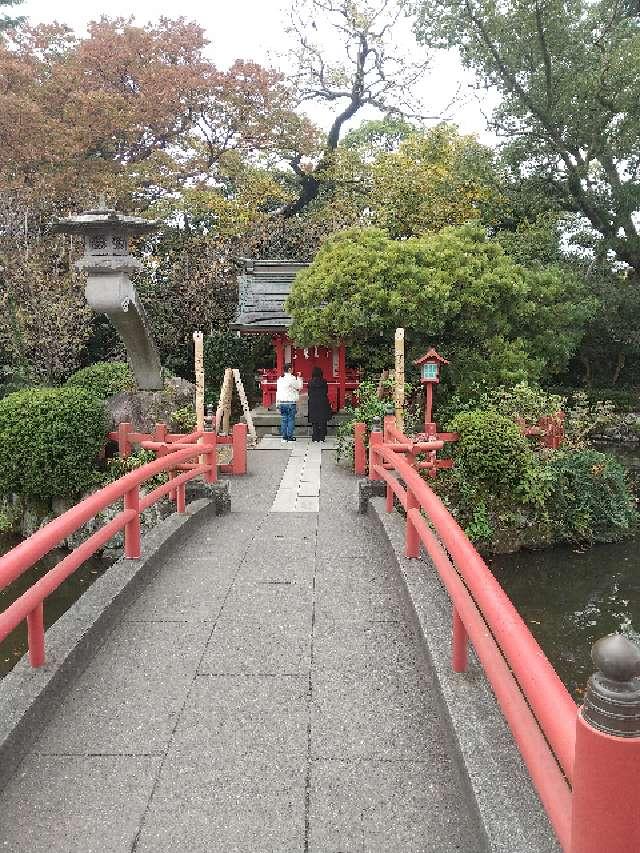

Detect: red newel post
383,413,396,442
27,602,45,668
354,422,367,475
124,484,141,559
368,418,383,481
232,423,247,475
202,431,217,483
570,634,640,853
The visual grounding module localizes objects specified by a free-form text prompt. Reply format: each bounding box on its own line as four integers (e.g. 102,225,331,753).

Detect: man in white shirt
275,363,303,442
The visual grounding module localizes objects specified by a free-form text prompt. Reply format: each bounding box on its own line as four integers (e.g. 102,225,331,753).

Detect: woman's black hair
312,366,323,378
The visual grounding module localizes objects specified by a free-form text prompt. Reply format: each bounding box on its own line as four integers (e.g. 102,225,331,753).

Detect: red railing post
124,484,141,559
176,482,186,513
368,418,383,481
202,431,217,483
27,602,45,667
354,422,367,475
118,422,131,458
232,423,247,475
570,635,640,853
452,607,468,673
405,491,420,558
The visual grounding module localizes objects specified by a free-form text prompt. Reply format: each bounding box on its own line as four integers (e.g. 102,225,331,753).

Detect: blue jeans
279,403,297,440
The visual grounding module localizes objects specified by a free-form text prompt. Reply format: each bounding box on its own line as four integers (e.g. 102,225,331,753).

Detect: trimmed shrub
0,387,107,499
544,450,636,544
449,409,533,495
66,361,134,400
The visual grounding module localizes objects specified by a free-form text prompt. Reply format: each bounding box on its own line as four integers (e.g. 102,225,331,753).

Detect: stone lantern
53,200,163,390
413,348,449,435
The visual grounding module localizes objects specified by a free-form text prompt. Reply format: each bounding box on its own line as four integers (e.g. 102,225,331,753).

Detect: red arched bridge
0,417,637,852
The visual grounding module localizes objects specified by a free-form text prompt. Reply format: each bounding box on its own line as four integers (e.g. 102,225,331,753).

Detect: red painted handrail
369,437,577,848
0,437,216,668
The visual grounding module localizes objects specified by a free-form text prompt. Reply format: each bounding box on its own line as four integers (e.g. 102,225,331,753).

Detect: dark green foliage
335,379,393,463
0,388,107,499
101,448,167,491
449,409,532,495
203,331,270,406
438,407,637,549
544,451,636,545
66,361,134,400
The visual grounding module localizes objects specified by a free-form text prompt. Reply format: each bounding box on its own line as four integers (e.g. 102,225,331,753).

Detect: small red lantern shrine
413,348,449,435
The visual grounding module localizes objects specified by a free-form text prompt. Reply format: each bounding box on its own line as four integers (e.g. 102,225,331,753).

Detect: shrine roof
231,259,309,333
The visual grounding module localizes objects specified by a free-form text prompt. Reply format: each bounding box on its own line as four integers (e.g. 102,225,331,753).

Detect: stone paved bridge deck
0,441,484,852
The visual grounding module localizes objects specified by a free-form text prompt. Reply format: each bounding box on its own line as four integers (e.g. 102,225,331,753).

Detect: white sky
19,0,497,144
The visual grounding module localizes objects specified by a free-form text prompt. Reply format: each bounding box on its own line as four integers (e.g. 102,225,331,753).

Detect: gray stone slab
34,620,211,755
135,756,305,852
170,675,308,757
0,754,160,853
123,561,233,621
309,758,481,853
313,620,420,675
199,583,313,674
311,666,442,762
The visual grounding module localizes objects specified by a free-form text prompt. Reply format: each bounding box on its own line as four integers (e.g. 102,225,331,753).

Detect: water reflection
0,537,113,678
491,540,640,701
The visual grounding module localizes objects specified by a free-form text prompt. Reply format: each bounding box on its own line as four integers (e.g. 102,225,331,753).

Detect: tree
0,0,22,32
280,0,432,217
412,0,640,276
286,224,595,389
370,124,500,236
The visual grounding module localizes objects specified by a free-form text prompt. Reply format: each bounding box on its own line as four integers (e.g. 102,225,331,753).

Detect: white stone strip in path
271,442,322,513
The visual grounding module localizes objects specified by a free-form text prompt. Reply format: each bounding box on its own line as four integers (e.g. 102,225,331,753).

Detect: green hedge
66,361,134,400
544,450,636,544
0,388,107,499
449,409,533,495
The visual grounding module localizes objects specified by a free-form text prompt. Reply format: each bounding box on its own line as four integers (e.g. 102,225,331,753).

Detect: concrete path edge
368,495,561,853
0,496,221,795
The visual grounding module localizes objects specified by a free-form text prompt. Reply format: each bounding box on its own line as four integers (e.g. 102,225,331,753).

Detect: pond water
0,537,113,679
491,539,640,702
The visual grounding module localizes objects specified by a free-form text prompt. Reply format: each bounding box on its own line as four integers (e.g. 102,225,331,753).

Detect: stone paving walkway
0,447,482,852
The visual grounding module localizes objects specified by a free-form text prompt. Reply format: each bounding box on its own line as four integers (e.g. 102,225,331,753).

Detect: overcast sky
19,0,497,143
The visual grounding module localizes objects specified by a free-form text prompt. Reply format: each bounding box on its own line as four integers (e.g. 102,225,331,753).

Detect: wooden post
193,331,205,465
232,369,257,447
215,368,233,434
193,331,204,433
395,328,405,434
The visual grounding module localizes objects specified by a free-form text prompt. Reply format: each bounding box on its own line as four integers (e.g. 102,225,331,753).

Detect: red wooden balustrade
0,437,218,670
366,426,640,853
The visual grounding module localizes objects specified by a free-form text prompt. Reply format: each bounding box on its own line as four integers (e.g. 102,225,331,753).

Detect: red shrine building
231,259,359,412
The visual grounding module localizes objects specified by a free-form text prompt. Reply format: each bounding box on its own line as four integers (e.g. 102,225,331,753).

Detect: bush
544,450,636,544
0,387,107,499
66,361,134,399
449,409,533,495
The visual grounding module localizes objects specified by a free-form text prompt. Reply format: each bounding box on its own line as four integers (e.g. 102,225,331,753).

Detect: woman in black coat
307,366,331,442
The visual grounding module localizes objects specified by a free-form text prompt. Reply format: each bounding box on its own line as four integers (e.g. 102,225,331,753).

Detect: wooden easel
215,368,257,446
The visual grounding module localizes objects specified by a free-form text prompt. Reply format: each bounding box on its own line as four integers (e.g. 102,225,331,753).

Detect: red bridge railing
0,422,249,671
361,420,640,853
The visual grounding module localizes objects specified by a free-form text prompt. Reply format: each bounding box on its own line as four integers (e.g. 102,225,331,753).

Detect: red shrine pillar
273,335,284,376
338,343,346,412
